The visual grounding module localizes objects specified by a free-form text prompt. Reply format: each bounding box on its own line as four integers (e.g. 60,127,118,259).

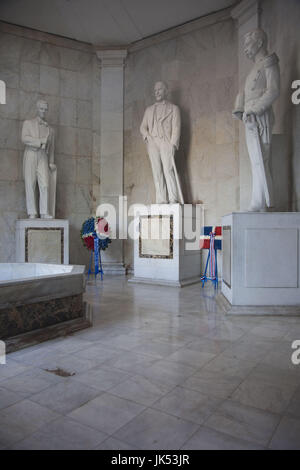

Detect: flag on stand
200,226,222,250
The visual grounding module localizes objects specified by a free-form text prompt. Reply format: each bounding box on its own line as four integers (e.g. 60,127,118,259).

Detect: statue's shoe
41,214,53,219
29,214,37,219
247,206,267,212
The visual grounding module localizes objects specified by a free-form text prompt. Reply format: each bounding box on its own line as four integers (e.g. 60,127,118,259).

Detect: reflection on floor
1,276,300,450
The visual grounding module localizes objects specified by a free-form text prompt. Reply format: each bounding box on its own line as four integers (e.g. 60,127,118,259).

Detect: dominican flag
200,226,222,250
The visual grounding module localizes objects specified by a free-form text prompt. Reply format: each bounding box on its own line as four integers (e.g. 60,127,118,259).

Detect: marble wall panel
0,149,19,181
60,69,78,98
77,100,92,129
0,23,96,265
20,37,42,63
77,128,92,156
76,157,92,185
20,62,40,92
59,97,77,127
0,87,19,119
56,155,76,185
0,211,18,261
40,65,60,95
39,43,60,68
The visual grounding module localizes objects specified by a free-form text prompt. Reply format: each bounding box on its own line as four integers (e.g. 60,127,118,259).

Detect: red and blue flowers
81,216,111,251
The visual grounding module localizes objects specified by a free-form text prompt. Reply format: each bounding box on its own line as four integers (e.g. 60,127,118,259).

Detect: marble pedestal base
221,212,300,312
101,262,126,275
129,204,202,288
16,219,69,264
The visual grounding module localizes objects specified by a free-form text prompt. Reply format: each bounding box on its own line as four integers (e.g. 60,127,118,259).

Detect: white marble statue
140,81,184,204
21,100,57,219
233,28,280,212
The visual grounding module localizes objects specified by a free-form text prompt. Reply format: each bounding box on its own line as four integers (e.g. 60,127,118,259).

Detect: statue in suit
140,81,184,204
233,29,280,212
21,100,57,219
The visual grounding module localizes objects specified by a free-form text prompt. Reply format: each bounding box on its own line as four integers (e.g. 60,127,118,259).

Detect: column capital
95,48,127,67
231,0,261,27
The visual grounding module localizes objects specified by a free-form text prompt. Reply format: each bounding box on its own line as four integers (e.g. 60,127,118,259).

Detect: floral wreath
81,216,111,251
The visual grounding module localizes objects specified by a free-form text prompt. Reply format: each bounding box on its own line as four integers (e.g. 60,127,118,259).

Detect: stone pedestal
129,204,203,287
16,219,69,264
220,212,300,314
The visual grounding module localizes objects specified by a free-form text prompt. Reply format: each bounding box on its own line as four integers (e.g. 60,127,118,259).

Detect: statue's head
243,29,268,61
154,81,168,102
36,99,48,120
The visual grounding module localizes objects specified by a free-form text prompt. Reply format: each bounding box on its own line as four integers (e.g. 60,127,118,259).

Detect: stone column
231,0,261,210
96,48,127,274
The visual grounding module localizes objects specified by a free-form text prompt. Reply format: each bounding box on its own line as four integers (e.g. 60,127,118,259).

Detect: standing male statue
233,29,280,212
22,99,57,219
140,81,184,204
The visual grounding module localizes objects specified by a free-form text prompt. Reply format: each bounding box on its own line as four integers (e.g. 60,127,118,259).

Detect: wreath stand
88,237,104,281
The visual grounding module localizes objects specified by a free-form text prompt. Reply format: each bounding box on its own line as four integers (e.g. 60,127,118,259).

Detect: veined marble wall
0,22,100,264
261,0,300,212
124,14,239,268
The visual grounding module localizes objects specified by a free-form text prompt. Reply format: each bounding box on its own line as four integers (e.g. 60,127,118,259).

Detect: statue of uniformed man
140,81,184,204
233,29,280,212
21,100,56,219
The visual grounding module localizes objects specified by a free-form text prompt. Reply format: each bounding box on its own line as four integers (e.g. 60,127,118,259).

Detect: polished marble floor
1,276,300,450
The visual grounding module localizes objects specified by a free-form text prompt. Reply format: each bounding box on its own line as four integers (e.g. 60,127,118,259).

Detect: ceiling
0,0,237,46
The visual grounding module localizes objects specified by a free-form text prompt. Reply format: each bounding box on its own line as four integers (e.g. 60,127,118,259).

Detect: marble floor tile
164,348,216,369
140,359,198,387
182,369,243,399
0,386,23,410
185,337,233,355
131,340,182,359
0,368,62,398
10,347,64,367
95,437,138,450
286,386,300,419
30,379,101,414
250,363,300,387
283,325,300,342
114,408,199,450
247,325,288,340
151,333,196,347
152,386,222,424
269,416,300,449
73,343,125,363
0,399,60,448
181,425,265,450
72,366,132,392
260,342,300,373
68,392,145,435
222,339,273,362
71,326,130,342
38,352,111,375
205,324,247,341
45,336,95,355
102,351,158,375
9,417,107,450
202,354,257,378
96,334,144,351
205,399,280,446
231,374,299,414
8,343,52,359
109,374,174,406
0,358,32,381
